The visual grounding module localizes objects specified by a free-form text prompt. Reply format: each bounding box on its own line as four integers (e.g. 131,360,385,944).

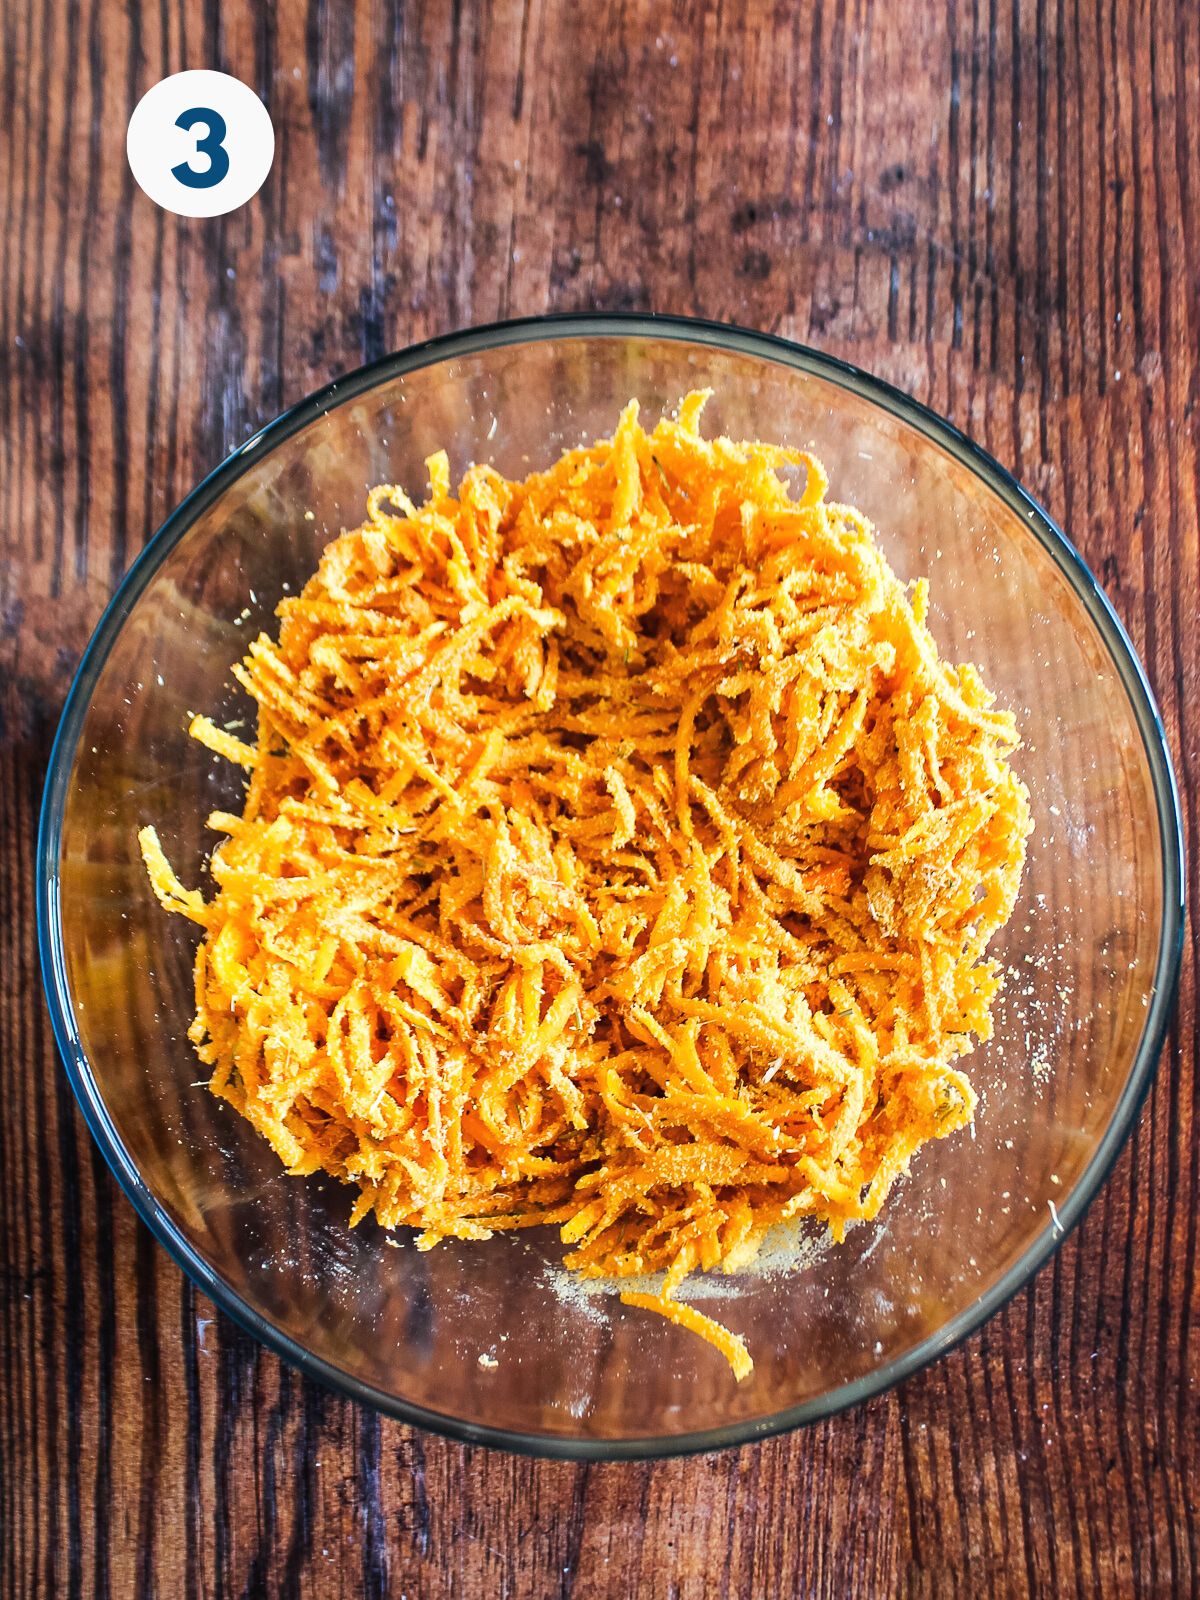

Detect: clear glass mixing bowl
38,316,1184,1458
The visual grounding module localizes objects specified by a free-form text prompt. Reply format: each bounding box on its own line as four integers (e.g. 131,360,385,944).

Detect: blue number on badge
171,106,230,189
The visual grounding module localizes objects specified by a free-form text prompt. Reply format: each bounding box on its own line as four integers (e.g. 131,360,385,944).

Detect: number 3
172,106,230,190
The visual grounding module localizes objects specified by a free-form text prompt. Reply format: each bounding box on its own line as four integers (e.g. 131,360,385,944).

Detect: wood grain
2,0,1197,1594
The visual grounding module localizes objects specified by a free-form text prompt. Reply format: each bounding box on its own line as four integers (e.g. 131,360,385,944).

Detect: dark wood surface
3,1,1197,1594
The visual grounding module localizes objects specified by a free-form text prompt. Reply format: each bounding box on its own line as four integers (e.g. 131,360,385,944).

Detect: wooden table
3,1,1196,1594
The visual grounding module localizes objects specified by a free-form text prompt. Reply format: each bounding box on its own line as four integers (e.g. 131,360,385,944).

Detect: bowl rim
36,311,1186,1461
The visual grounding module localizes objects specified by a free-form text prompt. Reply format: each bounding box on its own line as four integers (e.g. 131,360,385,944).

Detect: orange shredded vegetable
140,394,1030,1381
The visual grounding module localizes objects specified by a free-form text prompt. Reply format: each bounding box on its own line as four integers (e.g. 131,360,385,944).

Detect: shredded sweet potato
140,394,1030,1381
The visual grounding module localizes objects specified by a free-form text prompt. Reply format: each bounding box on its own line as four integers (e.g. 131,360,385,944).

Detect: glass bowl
38,315,1184,1459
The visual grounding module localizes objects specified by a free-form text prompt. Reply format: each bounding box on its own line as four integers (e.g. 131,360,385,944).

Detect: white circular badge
127,70,275,218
